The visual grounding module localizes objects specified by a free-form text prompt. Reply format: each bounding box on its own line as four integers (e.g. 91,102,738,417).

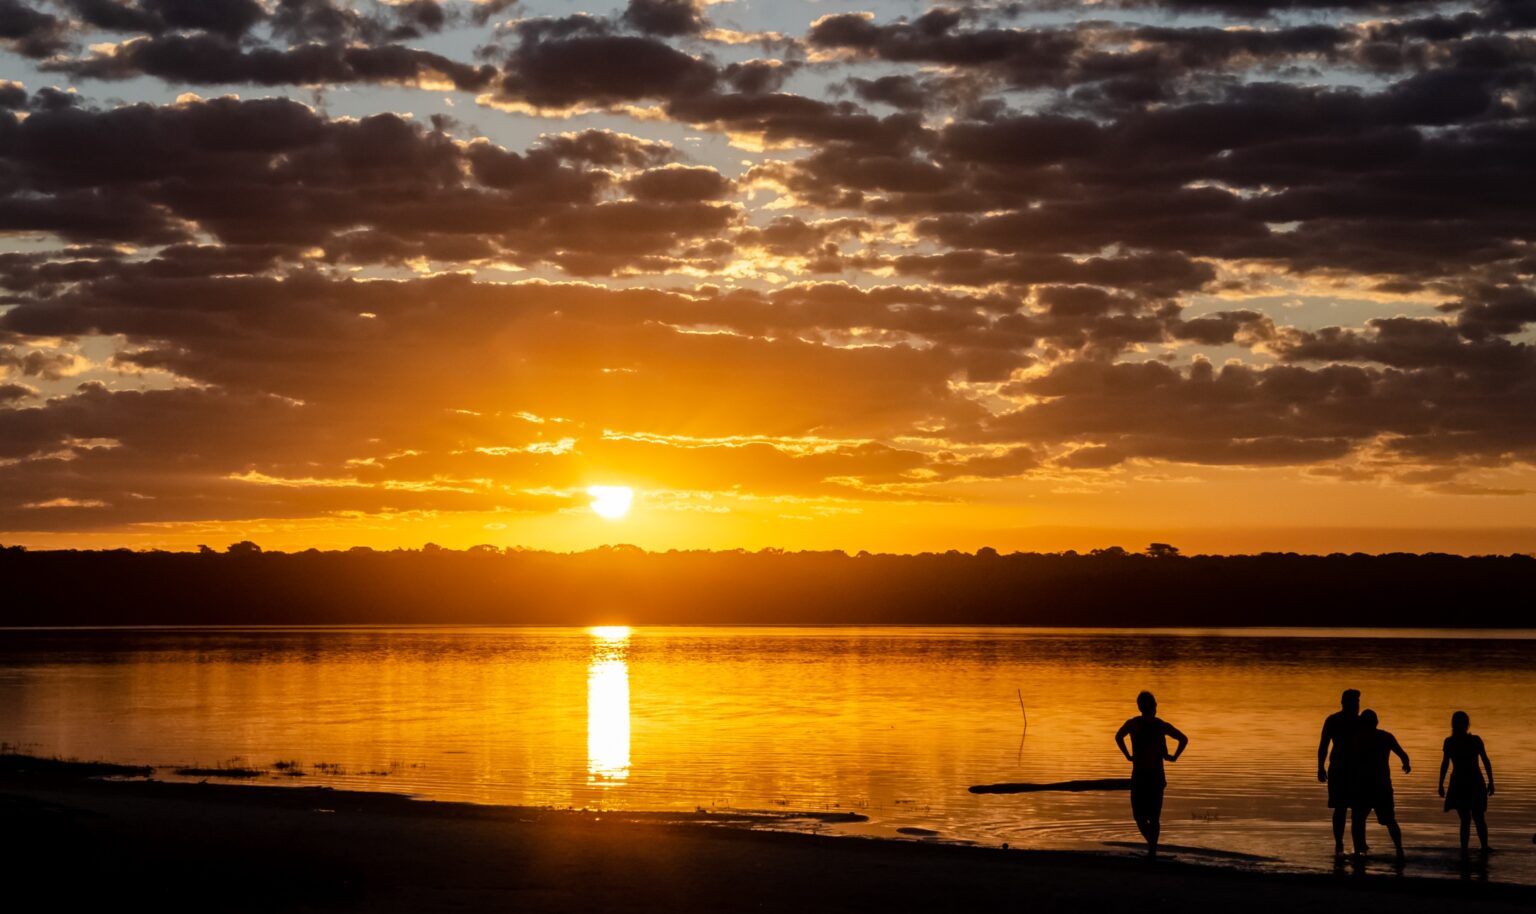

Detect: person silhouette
1438,711,1494,858
1351,708,1410,862
1115,690,1188,858
1318,688,1361,855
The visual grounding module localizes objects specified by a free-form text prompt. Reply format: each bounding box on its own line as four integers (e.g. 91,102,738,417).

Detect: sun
587,486,633,520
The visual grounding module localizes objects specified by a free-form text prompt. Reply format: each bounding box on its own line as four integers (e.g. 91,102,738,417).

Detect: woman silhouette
1438,710,1494,857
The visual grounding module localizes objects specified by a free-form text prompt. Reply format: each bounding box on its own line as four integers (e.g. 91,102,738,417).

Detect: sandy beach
2,758,1532,914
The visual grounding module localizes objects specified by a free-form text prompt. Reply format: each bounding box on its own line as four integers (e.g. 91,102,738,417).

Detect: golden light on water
587,486,633,520
586,625,631,783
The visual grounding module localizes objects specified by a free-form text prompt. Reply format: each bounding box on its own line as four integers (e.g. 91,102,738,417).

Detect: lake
2,626,1533,883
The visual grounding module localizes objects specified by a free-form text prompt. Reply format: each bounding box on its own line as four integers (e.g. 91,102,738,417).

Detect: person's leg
1332,807,1347,852
1351,807,1369,854
1459,810,1471,854
1146,786,1164,855
1474,811,1489,852
1131,788,1154,851
1383,811,1404,860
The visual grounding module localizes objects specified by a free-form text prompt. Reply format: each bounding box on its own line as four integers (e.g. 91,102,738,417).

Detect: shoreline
4,755,1534,912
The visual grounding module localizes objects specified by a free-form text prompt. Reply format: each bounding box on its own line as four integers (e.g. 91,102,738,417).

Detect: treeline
2,543,1533,627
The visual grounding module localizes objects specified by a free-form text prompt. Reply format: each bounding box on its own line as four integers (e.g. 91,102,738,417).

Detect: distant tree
1090,546,1129,557
1,543,26,553
422,542,443,553
1146,543,1181,558
197,544,216,555
976,546,999,558
226,541,262,556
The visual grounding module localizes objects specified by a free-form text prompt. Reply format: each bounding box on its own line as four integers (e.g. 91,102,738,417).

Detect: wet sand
2,763,1532,913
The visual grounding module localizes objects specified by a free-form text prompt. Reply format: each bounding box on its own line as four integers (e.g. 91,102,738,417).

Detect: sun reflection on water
586,626,631,783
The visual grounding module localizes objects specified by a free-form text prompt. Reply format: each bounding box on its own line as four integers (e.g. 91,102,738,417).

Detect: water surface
2,626,1533,883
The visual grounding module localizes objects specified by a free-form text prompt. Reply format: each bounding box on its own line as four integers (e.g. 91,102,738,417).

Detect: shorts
1354,792,1395,824
1326,766,1354,810
1131,777,1166,824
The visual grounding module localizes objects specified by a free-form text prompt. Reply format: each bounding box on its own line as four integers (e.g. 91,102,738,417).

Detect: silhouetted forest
3,542,1532,627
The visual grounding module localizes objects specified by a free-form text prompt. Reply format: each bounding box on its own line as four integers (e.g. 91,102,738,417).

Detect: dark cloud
0,96,735,272
0,0,68,58
35,1,510,90
986,354,1536,469
722,59,795,95
491,28,717,110
0,382,35,403
63,0,267,40
622,0,705,37
140,0,265,39
1275,315,1536,373
61,0,162,34
49,32,499,90
0,345,81,380
808,11,1082,89
846,74,929,111
624,164,732,202
1443,284,1536,340
534,128,677,168
1100,0,1435,14
0,79,25,108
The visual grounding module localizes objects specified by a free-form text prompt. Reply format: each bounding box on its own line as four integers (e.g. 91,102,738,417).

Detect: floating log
969,778,1133,794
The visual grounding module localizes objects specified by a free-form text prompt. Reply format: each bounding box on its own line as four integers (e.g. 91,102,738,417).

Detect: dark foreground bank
2,760,1534,913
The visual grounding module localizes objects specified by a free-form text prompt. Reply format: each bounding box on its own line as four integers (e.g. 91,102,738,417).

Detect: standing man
1115,690,1189,858
1352,709,1411,862
1318,688,1361,856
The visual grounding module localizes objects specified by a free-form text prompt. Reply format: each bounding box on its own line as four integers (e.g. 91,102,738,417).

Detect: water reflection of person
1438,711,1494,858
1115,690,1188,859
1351,709,1410,862
1318,688,1361,856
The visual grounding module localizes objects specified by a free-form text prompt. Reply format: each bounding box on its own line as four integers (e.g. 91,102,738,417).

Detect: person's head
1136,690,1157,715
1451,710,1470,734
1341,689,1360,714
1360,708,1379,730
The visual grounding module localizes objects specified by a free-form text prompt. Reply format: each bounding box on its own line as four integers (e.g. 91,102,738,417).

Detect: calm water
2,626,1534,883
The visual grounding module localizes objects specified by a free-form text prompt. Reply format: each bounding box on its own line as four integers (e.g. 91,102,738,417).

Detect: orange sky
1,1,1534,555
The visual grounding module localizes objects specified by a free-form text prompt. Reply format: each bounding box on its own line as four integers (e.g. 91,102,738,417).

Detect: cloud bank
0,0,1533,547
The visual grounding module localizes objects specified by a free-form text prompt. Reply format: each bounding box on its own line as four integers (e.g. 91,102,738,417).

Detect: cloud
2,0,1535,538
0,96,738,272
50,33,499,91
0,0,69,58
0,382,37,404
622,0,705,38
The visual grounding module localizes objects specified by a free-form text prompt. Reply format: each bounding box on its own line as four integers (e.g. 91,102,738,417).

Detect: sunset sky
0,0,1533,554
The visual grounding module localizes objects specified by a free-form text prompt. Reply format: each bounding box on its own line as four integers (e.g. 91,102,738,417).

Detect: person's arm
1115,720,1134,763
1438,740,1450,798
1480,738,1494,796
1164,721,1189,762
1318,721,1331,783
1389,734,1410,774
